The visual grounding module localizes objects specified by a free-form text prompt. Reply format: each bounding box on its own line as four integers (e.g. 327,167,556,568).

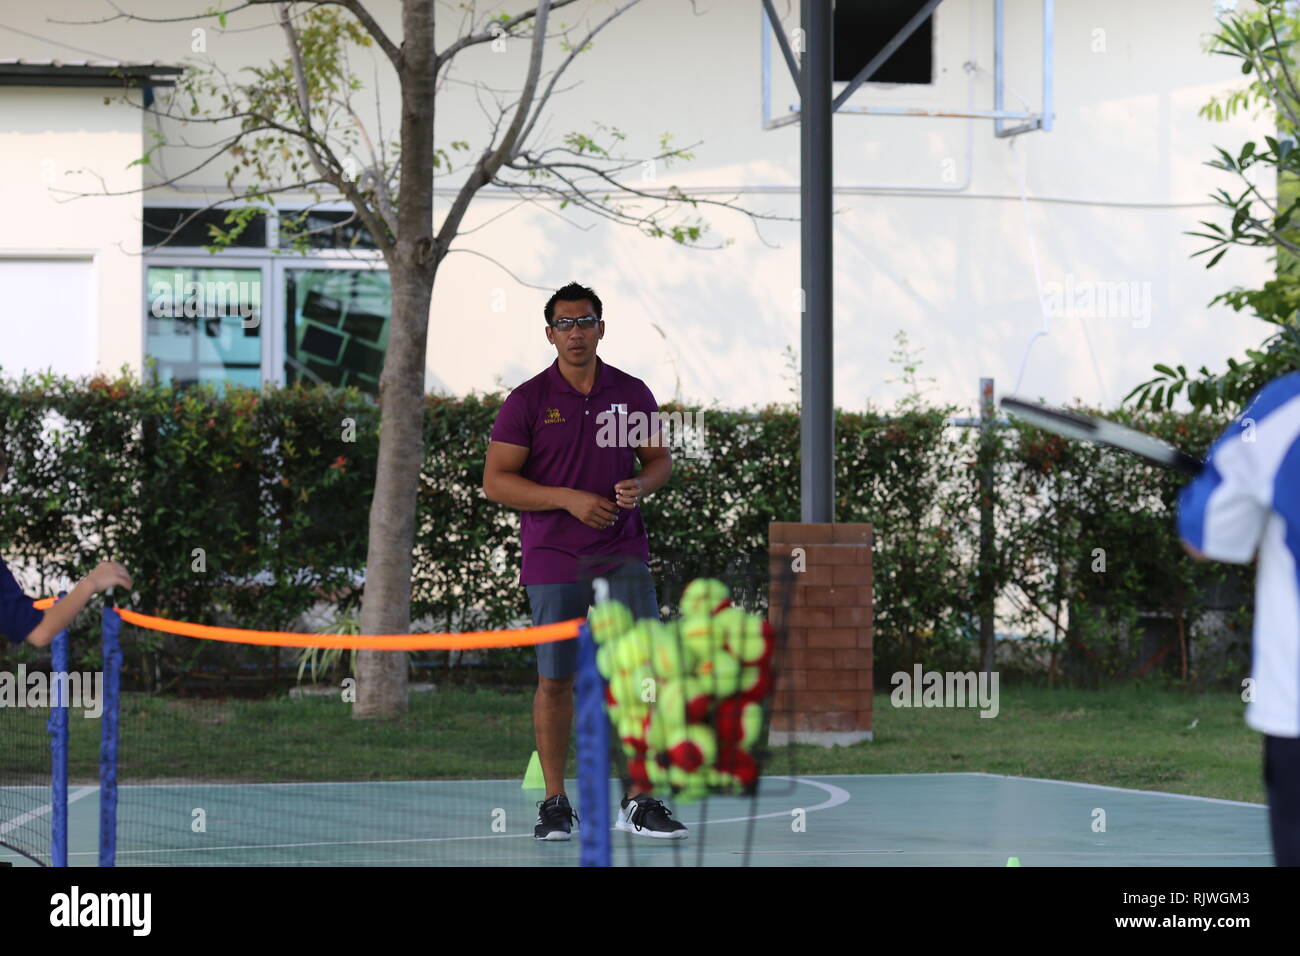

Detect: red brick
790,607,834,629
801,544,870,566
856,669,874,690
774,669,806,691
856,710,873,731
831,523,872,544
806,669,858,691
769,522,834,545
832,564,871,587
832,689,866,711
823,586,870,607
832,606,870,627
803,586,832,607
833,649,871,670
798,565,834,588
799,689,836,712
770,712,792,731
798,710,858,732
767,522,798,545
856,627,873,648
772,690,796,712
798,649,836,670
783,627,807,649
807,627,857,649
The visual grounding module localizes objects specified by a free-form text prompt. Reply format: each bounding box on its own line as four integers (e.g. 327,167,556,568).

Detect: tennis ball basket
587,576,780,802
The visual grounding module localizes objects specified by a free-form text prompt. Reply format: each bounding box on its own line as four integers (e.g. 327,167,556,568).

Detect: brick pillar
767,522,873,746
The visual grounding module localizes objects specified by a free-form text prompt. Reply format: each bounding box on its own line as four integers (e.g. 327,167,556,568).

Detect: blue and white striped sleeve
1178,372,1300,563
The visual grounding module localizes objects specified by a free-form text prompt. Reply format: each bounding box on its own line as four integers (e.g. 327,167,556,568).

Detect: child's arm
24,562,133,648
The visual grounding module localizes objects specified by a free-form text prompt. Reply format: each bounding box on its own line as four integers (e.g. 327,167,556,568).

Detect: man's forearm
26,578,96,646
486,472,574,512
636,455,671,495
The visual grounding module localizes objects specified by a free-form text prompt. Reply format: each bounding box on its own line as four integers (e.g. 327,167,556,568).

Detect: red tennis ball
668,740,705,772
686,688,713,723
627,757,650,792
715,698,745,745
622,734,647,756
713,598,733,615
717,746,758,788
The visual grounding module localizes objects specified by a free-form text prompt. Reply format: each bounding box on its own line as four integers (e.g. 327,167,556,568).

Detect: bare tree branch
434,0,555,249
278,1,394,255
435,0,584,62
511,0,643,160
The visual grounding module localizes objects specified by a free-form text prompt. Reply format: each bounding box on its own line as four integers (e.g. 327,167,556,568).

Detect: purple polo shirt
490,358,657,585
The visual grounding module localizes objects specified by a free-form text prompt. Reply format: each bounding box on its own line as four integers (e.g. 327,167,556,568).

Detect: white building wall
0,87,141,379
0,0,1275,414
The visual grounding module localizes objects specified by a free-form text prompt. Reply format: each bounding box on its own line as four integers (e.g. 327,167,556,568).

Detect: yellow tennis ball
644,711,670,754
650,620,691,678
732,614,769,663
681,578,730,616
615,629,642,672
587,600,633,644
740,701,763,748
655,680,687,733
646,756,671,790
696,649,742,697
629,622,654,668
711,606,748,655
681,614,720,659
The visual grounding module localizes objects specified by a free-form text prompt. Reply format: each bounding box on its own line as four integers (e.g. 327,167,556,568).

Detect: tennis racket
1000,396,1203,476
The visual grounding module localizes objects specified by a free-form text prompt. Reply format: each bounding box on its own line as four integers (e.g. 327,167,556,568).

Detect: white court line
802,771,1269,808
71,776,850,859
0,786,97,836
740,849,1273,857
962,771,1269,809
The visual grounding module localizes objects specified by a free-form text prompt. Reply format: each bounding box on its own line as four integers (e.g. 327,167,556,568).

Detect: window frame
142,200,387,389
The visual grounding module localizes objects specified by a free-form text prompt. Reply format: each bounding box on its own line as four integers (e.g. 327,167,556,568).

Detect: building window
143,206,267,248
145,265,263,388
284,268,391,395
143,205,391,393
834,0,934,86
278,209,381,251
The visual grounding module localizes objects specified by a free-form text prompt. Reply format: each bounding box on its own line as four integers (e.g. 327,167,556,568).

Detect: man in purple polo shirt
483,281,686,842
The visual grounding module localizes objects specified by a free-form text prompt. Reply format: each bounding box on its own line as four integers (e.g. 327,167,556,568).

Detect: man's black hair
544,281,602,324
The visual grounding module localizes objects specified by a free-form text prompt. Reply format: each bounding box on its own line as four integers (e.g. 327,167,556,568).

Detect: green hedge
0,370,1247,688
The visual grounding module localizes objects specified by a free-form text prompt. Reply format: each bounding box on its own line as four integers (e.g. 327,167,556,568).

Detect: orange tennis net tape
32,597,583,651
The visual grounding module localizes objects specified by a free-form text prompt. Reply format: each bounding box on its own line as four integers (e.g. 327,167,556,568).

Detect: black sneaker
616,794,688,839
534,794,579,841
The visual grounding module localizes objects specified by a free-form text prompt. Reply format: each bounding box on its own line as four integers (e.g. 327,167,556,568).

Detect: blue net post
98,605,122,867
574,621,611,866
47,592,69,867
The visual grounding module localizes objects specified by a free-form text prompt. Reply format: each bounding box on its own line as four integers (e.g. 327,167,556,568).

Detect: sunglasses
549,315,600,332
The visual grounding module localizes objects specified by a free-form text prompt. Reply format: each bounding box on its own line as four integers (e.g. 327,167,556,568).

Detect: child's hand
87,561,133,594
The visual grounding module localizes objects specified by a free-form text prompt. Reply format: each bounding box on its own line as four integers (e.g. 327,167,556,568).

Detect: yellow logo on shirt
543,407,565,424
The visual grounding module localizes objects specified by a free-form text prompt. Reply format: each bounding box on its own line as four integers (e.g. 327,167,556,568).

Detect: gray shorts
527,561,660,680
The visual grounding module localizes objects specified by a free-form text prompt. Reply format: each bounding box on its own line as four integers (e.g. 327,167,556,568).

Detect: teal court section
1,773,1272,867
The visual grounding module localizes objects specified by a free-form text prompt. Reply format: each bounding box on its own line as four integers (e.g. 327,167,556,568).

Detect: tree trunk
354,0,438,718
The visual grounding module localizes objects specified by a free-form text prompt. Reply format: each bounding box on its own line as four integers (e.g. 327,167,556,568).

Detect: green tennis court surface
3,772,1271,866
